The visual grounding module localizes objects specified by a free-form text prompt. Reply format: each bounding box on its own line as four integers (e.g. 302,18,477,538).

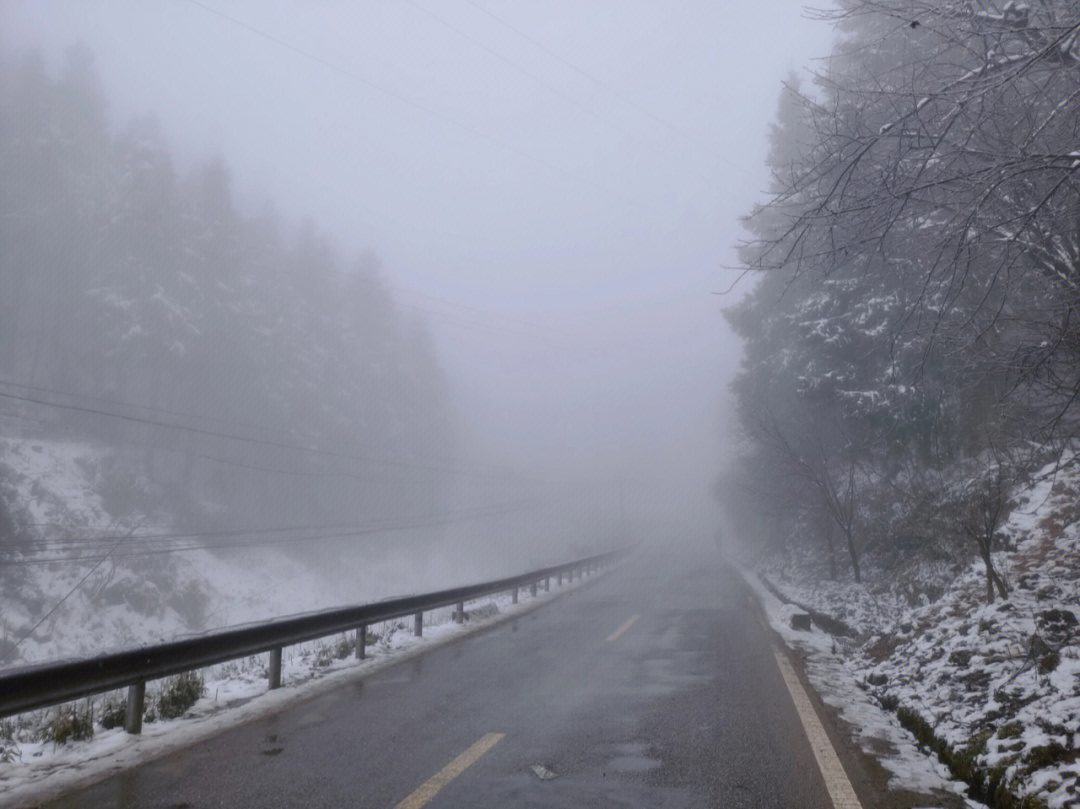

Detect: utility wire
16,499,543,553
460,0,721,161
0,521,142,664
3,500,544,566
0,390,561,484
0,377,281,438
195,453,389,482
401,0,652,158
184,0,576,182
0,377,528,480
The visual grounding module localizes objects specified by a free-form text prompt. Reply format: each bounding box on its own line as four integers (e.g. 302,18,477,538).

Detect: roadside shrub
998,721,1024,740
953,730,992,783
333,635,354,659
0,738,19,764
1038,650,1060,675
1024,743,1077,775
376,621,408,648
0,721,20,764
949,649,973,668
39,706,94,745
157,672,203,720
99,699,125,730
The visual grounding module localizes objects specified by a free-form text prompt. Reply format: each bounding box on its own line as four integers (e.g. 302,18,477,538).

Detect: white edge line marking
772,646,863,809
392,732,505,809
604,614,640,644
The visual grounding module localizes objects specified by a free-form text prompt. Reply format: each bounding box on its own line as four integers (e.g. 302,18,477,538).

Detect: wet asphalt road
43,547,833,809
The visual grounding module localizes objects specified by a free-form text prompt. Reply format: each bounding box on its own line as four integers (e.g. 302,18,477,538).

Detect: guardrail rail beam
0,548,628,724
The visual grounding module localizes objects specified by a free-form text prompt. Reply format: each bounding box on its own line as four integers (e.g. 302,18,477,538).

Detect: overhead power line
400,0,652,157
3,499,546,566
184,0,575,182
0,377,281,437
16,499,543,553
0,377,532,481
460,0,721,161
0,521,142,663
0,390,560,484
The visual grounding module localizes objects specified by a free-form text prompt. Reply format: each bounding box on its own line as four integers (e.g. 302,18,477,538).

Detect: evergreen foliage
0,45,455,538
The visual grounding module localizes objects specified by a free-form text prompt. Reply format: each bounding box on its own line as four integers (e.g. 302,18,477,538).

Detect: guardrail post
124,681,145,735
557,571,563,586
268,647,283,689
455,601,465,624
414,610,423,637
544,576,550,592
530,582,537,597
355,625,366,660
511,587,518,604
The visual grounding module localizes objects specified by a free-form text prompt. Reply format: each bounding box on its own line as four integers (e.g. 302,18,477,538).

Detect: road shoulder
732,560,980,809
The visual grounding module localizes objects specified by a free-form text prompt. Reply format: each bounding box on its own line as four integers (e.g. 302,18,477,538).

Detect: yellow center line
604,614,640,644
392,732,505,809
772,646,863,809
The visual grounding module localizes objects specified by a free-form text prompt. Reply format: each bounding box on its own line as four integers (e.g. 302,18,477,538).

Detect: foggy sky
3,1,835,537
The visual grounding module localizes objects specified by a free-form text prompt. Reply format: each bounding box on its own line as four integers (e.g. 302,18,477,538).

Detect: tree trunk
823,518,837,580
981,548,1009,603
843,524,861,583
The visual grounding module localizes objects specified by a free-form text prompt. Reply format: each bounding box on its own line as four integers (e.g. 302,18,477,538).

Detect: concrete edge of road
0,564,623,809
728,558,870,809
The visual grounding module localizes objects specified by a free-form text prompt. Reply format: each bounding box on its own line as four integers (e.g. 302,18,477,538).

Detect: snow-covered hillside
0,438,337,666
758,459,1080,809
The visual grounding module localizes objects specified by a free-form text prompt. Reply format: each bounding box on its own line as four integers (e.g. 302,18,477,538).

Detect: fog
0,1,834,629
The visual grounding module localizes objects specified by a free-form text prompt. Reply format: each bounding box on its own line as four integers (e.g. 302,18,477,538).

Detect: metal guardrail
0,548,628,733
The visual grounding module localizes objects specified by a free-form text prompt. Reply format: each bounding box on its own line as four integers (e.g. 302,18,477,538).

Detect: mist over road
43,547,834,809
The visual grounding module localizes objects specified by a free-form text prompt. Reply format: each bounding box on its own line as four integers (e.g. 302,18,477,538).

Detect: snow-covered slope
0,438,335,666
759,459,1080,809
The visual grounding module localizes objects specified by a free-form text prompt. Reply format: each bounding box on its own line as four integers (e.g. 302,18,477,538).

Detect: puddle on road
605,742,661,774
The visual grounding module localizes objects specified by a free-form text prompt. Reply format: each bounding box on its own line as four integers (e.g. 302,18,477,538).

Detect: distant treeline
722,0,1080,601
0,44,454,532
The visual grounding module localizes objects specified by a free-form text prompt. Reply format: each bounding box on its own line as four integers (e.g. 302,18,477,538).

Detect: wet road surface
43,548,833,808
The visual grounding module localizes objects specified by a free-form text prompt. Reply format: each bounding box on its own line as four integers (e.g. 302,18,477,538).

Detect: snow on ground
0,437,434,665
0,435,618,805
739,567,986,808
0,572,601,808
747,458,1080,808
